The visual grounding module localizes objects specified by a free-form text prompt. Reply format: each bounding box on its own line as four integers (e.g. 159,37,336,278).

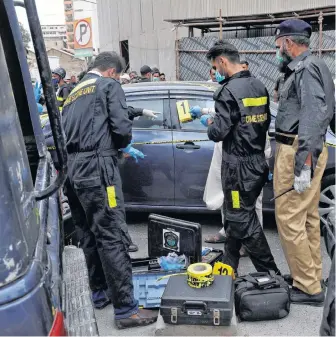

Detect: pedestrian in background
240,60,249,70
274,19,335,306
120,73,131,85
159,73,166,81
138,65,153,82
52,67,70,113
207,66,217,82
152,70,160,81
129,70,138,81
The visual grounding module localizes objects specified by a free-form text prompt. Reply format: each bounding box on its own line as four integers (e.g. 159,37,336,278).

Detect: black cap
140,65,152,75
275,19,312,40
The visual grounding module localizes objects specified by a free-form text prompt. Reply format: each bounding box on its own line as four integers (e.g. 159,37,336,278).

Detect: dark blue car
0,1,97,335
121,82,335,226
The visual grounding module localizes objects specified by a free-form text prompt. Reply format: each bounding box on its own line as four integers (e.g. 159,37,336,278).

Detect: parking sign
74,18,93,50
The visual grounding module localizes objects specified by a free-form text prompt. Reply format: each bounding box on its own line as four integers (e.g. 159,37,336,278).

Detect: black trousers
221,157,280,274
64,153,134,308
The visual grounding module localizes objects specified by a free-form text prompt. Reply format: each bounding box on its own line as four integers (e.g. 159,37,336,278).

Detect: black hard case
148,214,202,263
160,275,234,326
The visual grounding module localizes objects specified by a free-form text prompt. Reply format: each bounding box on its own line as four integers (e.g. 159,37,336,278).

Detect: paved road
95,212,331,336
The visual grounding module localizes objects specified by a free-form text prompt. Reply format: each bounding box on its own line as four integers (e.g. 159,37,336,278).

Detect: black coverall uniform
208,70,280,274
62,72,137,316
56,83,71,113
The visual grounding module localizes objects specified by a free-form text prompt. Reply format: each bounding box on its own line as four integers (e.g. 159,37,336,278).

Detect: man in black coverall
203,41,280,274
62,52,158,329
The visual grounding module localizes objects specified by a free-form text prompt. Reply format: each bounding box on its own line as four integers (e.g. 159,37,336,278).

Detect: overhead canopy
165,6,335,32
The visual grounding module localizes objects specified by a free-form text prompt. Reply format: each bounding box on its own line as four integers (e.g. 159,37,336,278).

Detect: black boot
290,287,325,307
115,309,158,329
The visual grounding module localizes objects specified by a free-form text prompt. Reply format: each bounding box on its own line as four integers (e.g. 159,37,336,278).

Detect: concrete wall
97,0,335,80
47,49,86,77
44,39,67,50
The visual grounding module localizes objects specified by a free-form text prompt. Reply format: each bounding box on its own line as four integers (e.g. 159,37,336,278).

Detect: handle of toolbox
182,301,208,313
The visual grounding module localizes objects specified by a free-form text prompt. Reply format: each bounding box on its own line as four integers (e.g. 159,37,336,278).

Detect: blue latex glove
34,82,42,103
121,144,145,163
189,106,202,119
37,103,43,114
200,114,211,127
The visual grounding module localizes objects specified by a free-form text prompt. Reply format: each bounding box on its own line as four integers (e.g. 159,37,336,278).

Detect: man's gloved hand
37,103,43,114
34,82,42,103
142,109,161,120
190,106,202,119
294,165,311,193
200,114,212,127
121,144,145,163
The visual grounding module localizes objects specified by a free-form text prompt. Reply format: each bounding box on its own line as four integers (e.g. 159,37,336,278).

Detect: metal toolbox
160,275,234,326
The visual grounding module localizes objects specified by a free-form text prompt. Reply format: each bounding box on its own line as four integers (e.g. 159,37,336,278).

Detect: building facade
97,0,335,80
64,0,75,49
41,25,67,50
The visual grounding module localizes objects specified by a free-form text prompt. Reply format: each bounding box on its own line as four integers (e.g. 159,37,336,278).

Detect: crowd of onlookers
75,64,166,86
120,65,166,85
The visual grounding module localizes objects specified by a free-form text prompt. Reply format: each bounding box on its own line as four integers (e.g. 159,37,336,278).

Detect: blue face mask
276,48,284,63
215,71,225,83
52,77,59,87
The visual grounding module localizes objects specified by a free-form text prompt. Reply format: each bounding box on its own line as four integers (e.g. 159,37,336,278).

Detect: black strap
275,133,295,146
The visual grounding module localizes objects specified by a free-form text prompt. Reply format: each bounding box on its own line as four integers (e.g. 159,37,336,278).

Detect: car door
170,92,215,207
120,92,174,207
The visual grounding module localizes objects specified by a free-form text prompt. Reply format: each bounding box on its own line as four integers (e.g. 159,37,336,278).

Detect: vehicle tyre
319,174,335,232
63,246,99,336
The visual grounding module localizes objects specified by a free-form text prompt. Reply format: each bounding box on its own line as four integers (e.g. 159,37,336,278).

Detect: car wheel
319,174,335,228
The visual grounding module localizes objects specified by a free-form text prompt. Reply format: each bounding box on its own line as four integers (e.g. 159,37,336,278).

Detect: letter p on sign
74,18,93,49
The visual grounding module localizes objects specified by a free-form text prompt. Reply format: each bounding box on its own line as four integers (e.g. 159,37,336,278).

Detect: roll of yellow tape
187,263,214,288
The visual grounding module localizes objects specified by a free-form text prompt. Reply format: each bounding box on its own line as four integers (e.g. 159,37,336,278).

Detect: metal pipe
24,0,68,200
219,9,223,40
318,11,324,58
176,12,335,28
175,26,180,80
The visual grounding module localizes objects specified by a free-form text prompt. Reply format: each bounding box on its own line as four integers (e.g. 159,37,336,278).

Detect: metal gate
177,31,335,94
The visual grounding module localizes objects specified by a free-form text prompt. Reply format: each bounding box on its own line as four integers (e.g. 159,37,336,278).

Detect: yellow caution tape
187,263,214,289
156,262,235,288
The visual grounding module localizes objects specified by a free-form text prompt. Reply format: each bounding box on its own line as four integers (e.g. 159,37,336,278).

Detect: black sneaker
290,287,325,307
115,309,158,329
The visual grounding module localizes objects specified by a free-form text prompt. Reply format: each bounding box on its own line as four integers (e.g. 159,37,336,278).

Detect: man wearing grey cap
138,65,153,82
274,19,335,306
